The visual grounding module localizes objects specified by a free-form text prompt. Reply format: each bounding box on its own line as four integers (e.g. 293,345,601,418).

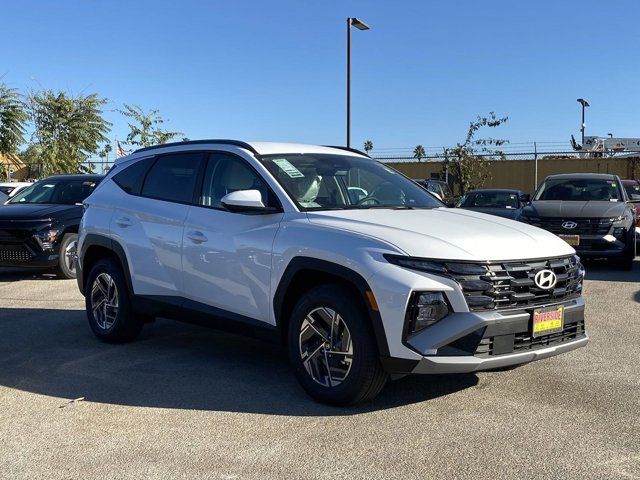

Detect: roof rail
133,139,260,156
323,145,371,158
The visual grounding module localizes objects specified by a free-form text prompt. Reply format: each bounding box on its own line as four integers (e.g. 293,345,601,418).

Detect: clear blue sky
2,0,640,154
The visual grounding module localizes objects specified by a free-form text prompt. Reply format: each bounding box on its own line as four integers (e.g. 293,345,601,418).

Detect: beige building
0,153,29,181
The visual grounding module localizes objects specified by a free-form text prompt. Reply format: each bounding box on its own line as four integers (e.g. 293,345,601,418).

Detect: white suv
77,140,588,405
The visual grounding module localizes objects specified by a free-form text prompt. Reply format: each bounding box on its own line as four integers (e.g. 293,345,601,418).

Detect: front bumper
383,297,587,375
0,242,59,268
572,234,629,257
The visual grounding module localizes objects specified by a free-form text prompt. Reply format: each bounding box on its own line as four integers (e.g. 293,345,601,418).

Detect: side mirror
519,193,531,204
221,189,267,212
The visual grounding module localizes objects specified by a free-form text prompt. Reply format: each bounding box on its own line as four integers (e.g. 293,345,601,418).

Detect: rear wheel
56,233,78,279
287,284,388,406
86,258,143,342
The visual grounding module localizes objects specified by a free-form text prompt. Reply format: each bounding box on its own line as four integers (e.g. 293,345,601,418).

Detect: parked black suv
0,174,103,278
520,173,637,269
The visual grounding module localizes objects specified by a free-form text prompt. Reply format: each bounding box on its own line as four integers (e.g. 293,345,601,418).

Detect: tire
85,257,143,343
56,233,79,279
287,284,388,406
619,231,637,271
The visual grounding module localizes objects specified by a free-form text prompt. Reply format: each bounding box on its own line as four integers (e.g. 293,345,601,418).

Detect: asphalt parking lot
0,261,638,480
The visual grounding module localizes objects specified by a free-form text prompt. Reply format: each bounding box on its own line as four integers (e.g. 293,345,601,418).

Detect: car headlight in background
406,292,450,336
34,229,59,250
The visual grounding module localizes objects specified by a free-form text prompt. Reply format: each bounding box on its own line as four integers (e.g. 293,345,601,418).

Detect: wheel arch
273,257,390,357
79,234,133,297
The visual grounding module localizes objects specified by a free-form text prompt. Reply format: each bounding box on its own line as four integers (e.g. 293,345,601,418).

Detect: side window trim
194,150,283,213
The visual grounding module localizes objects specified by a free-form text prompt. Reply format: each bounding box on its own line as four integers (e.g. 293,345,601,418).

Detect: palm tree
363,140,373,155
413,144,426,162
0,84,28,181
0,84,28,156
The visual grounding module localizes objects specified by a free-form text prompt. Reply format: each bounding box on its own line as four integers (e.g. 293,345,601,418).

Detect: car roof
120,139,369,163
39,174,104,182
465,188,521,194
544,173,618,180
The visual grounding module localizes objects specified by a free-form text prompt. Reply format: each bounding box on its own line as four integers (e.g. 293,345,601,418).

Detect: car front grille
455,255,583,311
0,245,33,262
528,218,611,235
475,318,586,357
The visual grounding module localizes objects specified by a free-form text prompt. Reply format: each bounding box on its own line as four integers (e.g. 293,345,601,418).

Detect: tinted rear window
141,153,203,204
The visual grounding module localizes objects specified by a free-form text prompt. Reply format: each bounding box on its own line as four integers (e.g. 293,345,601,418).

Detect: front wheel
619,231,637,270
287,285,388,406
56,233,78,279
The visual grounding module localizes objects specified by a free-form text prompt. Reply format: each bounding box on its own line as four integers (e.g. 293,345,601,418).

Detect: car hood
523,200,626,218
0,203,81,223
306,208,574,261
459,206,520,220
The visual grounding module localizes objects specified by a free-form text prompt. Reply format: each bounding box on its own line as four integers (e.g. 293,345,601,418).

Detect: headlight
385,254,488,276
601,215,624,225
406,292,449,335
34,229,59,250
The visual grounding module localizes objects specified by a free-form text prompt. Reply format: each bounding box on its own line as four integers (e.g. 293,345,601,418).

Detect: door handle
115,217,132,228
187,231,208,244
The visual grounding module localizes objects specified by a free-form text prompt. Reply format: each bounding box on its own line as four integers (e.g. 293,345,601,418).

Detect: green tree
413,144,426,162
443,112,508,194
0,84,28,180
363,140,373,155
118,104,184,148
27,90,111,175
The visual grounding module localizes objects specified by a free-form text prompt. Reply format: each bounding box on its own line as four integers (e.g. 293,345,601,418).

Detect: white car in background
0,182,33,201
77,140,588,405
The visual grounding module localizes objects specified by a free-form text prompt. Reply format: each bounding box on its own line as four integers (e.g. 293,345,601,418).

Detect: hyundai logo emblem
534,269,557,290
562,221,578,229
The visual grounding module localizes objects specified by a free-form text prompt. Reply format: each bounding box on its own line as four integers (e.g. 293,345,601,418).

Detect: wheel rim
298,307,353,388
90,273,119,330
64,239,78,275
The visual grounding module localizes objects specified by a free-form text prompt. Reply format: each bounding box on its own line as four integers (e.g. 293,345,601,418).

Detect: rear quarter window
113,157,154,195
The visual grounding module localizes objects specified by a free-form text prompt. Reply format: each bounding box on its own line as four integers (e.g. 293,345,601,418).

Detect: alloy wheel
298,307,353,387
90,273,119,330
64,239,78,276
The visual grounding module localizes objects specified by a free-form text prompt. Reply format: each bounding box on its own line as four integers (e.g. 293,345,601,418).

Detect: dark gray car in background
456,188,529,220
520,173,637,269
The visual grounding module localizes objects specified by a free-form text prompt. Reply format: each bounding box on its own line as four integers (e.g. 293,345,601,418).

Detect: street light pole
577,98,590,145
346,17,369,148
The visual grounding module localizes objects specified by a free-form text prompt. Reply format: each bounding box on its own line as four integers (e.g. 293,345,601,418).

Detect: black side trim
133,295,279,343
133,139,260,156
379,356,420,374
78,234,133,297
273,257,390,357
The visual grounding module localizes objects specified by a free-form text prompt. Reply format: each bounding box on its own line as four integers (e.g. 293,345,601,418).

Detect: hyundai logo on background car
534,269,558,290
562,221,578,229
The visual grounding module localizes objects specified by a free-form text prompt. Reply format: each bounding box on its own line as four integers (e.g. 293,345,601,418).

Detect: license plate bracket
532,306,564,338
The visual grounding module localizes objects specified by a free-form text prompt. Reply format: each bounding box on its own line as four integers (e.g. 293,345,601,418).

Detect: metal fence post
534,142,538,190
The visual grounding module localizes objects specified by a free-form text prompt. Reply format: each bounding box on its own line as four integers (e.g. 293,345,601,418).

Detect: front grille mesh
455,255,583,311
475,318,586,357
0,246,33,262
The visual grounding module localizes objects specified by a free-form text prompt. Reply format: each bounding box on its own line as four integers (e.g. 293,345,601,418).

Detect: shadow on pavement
582,258,639,282
0,307,477,415
0,268,59,282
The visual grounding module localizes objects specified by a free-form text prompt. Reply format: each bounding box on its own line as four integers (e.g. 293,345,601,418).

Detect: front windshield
534,178,622,202
8,178,99,205
457,191,519,209
260,154,443,210
623,182,640,201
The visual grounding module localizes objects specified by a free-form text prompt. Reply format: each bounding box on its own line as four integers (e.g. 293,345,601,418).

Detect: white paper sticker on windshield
272,158,304,178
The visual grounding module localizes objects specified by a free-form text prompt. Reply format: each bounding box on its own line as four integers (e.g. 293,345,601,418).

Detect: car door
181,152,284,324
110,152,205,298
